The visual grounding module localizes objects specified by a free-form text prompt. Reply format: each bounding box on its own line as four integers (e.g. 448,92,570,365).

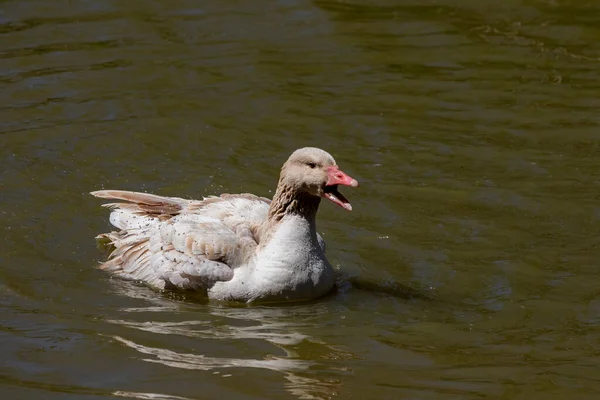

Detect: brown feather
91,190,183,206
91,190,187,218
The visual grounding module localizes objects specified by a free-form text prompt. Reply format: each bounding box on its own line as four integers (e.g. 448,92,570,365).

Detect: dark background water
2,0,600,398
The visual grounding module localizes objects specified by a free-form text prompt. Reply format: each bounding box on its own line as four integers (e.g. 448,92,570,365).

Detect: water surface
2,0,600,398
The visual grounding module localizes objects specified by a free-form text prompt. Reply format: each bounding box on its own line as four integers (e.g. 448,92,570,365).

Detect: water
2,0,600,398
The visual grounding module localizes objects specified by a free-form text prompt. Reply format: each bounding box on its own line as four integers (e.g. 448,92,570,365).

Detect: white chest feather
209,216,334,303
253,217,333,300
260,217,321,270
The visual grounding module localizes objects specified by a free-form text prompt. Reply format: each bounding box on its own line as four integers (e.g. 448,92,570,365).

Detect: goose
92,147,359,303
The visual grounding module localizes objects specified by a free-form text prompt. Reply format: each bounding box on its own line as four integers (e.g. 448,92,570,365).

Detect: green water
1,0,600,398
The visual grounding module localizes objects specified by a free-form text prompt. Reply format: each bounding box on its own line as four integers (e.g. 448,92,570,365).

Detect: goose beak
323,166,359,211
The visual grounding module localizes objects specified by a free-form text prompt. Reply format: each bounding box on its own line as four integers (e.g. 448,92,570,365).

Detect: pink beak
323,166,359,211
326,166,359,188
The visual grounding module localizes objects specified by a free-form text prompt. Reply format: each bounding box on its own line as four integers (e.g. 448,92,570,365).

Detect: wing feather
91,190,269,290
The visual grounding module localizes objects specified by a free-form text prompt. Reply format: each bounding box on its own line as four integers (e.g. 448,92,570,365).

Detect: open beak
323,166,359,211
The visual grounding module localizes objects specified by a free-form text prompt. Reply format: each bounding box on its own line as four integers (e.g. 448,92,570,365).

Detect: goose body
92,147,358,304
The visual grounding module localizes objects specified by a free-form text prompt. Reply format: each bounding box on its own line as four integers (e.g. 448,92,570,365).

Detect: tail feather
91,190,190,227
91,190,186,206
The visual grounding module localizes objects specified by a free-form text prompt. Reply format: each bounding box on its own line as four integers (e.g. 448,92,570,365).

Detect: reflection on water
114,391,195,400
109,335,338,400
106,281,345,399
106,317,308,345
109,334,311,371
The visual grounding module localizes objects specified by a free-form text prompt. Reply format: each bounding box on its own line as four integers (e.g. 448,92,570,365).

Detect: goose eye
307,162,317,169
